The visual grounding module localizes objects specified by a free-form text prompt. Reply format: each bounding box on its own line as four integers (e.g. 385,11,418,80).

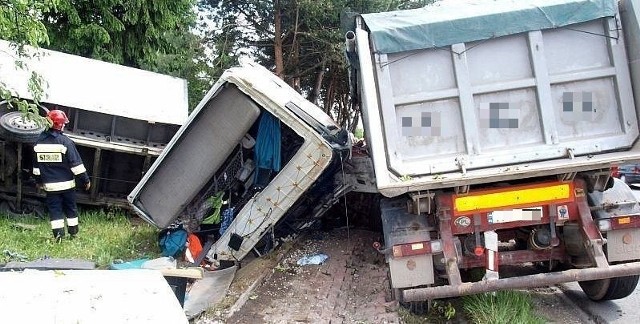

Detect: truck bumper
402,261,640,301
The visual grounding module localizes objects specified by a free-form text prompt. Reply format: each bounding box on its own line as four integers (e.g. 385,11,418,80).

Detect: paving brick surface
196,227,593,324
225,228,401,324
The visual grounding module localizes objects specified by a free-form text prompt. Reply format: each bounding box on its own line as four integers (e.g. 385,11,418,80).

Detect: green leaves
0,0,54,46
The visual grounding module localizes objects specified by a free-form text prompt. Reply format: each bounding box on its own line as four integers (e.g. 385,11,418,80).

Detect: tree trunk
310,60,326,105
274,0,284,79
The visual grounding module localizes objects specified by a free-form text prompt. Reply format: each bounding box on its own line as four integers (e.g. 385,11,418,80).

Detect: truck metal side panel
208,134,333,261
356,0,640,196
621,0,640,114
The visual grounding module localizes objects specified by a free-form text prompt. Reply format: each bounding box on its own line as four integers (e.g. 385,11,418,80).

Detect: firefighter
33,110,91,241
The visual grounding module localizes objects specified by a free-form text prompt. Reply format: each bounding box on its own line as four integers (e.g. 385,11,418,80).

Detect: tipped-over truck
129,0,640,307
0,40,188,214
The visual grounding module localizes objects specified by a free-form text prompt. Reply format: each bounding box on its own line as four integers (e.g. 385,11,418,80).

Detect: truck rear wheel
578,275,639,301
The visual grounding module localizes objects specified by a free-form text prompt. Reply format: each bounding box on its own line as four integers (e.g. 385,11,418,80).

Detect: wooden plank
160,267,204,279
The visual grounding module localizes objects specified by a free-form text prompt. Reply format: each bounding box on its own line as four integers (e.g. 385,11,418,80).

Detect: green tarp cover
361,0,617,54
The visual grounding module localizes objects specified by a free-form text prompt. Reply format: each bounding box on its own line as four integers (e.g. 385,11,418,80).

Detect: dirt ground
194,227,595,324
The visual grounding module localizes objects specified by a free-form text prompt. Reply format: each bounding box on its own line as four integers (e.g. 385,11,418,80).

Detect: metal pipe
402,261,640,301
345,31,356,53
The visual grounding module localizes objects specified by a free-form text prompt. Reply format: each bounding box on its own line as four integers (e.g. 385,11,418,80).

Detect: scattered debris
11,223,37,231
184,266,237,319
141,256,177,270
110,258,150,270
2,249,27,262
296,253,329,266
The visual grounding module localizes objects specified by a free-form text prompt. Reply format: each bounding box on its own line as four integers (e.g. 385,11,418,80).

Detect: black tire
394,286,431,315
0,200,45,218
578,275,640,301
0,112,45,143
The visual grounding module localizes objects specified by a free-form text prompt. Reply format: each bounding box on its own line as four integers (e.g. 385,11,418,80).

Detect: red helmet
47,110,69,130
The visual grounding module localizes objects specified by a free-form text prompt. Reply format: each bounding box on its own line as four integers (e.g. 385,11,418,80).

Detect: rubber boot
52,228,65,243
68,225,78,239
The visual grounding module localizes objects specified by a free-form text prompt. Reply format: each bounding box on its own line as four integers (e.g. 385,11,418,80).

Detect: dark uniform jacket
33,130,89,192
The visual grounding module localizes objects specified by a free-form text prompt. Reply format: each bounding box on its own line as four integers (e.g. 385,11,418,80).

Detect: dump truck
129,0,640,307
0,40,188,215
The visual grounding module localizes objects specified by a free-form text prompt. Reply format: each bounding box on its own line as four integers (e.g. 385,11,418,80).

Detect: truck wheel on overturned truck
578,275,639,301
0,112,45,143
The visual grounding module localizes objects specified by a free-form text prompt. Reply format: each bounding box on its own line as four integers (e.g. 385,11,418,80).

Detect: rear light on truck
392,240,442,257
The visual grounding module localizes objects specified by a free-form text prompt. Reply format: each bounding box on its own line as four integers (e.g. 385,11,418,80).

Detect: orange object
187,234,203,262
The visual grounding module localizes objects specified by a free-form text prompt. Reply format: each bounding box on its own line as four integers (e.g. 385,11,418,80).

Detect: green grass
462,291,546,324
397,291,546,323
0,208,161,268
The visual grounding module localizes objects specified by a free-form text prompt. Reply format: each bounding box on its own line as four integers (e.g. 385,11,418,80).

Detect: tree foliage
199,0,433,131
1,0,215,112
0,0,60,120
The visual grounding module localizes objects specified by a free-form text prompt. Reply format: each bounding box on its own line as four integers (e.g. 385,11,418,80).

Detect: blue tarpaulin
361,0,617,54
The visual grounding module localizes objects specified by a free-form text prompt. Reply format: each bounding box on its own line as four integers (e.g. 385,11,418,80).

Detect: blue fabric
159,228,188,257
110,258,150,270
254,111,282,173
34,129,90,188
219,207,235,236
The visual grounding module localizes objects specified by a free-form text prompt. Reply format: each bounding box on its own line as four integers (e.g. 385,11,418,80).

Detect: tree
0,0,59,120
199,0,433,131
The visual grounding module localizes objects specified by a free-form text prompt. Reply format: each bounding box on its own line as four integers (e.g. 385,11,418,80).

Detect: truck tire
387,271,431,314
0,112,45,143
0,200,45,218
578,275,639,301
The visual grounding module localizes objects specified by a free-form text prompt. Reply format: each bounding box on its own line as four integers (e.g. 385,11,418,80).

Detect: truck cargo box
348,0,640,197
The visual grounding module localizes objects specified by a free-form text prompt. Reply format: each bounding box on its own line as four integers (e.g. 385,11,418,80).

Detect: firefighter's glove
85,181,91,191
